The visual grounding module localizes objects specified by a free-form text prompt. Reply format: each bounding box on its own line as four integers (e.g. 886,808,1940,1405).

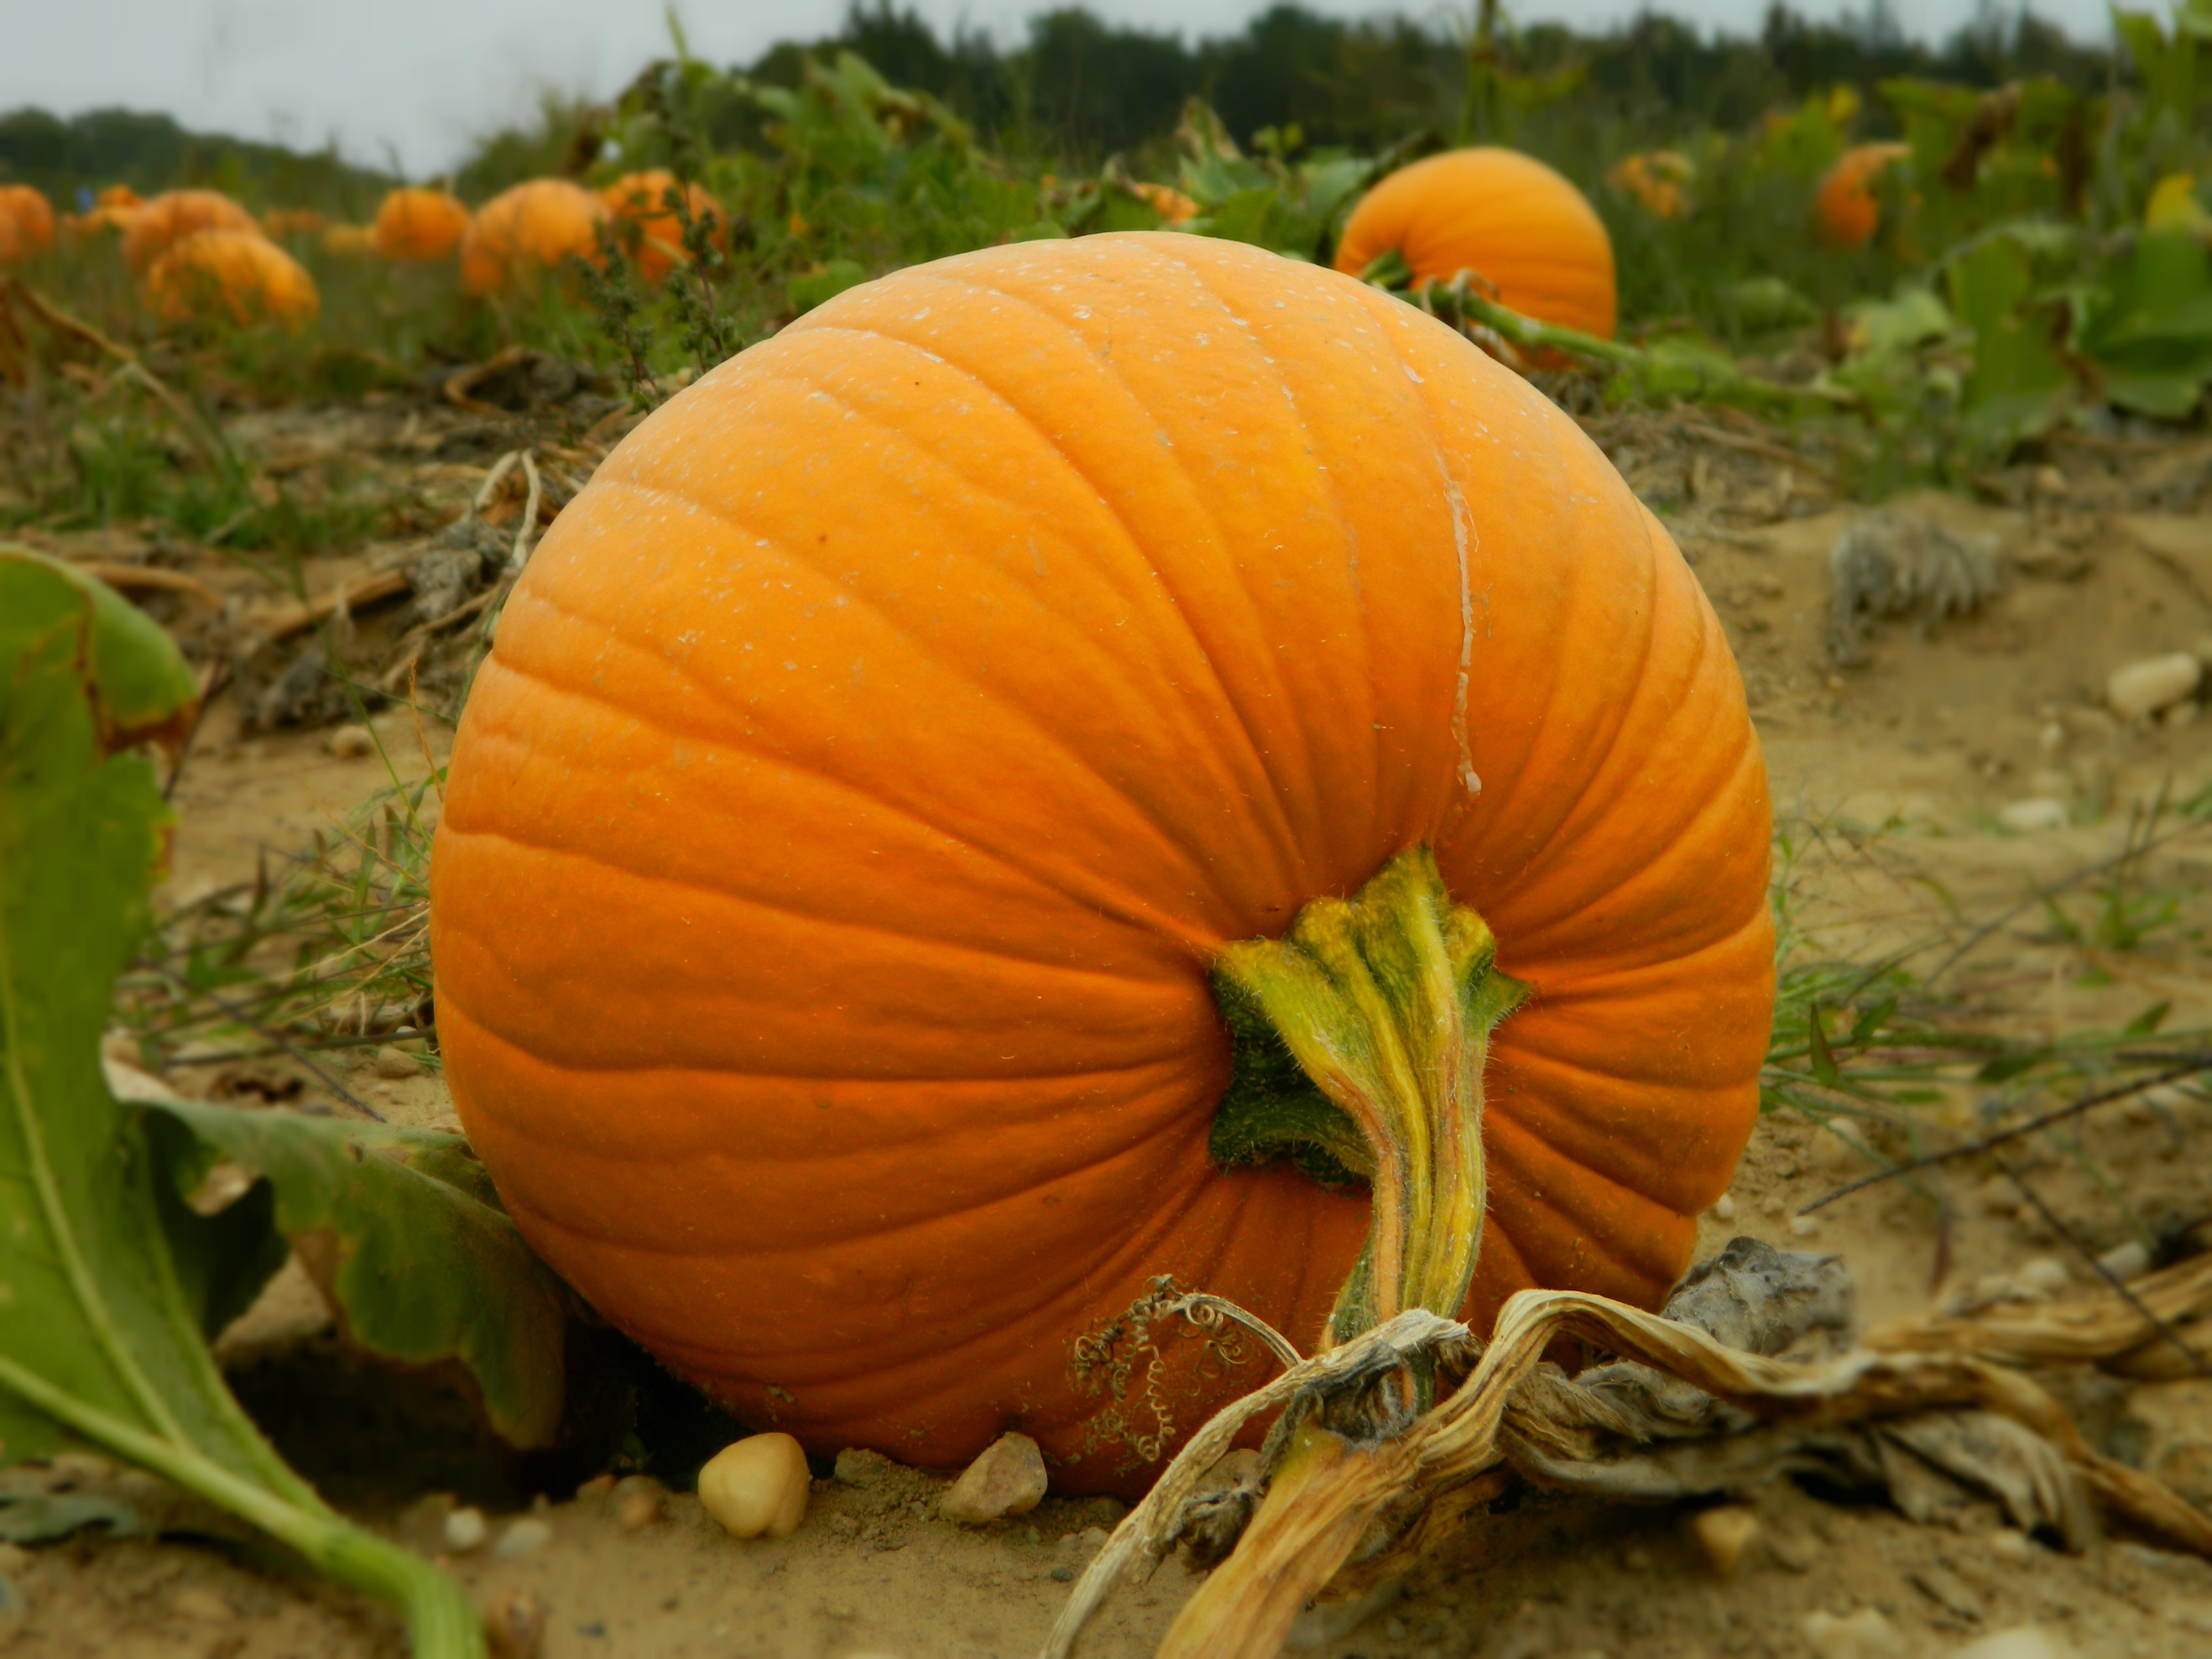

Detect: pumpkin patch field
6,6,2212,1657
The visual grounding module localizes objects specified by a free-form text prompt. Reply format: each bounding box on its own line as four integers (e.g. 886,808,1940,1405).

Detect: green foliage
0,546,579,1656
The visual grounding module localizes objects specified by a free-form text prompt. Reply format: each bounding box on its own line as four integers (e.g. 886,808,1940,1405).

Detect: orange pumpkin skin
1334,148,1618,339
120,189,260,273
145,229,320,328
458,179,606,296
373,187,472,261
1815,143,1910,249
431,233,1771,1495
601,170,726,283
0,186,55,262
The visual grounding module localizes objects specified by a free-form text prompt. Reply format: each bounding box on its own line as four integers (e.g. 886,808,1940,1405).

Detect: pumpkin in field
120,189,260,273
1131,180,1199,225
1814,142,1911,249
145,229,319,328
601,170,726,283
1334,148,1617,339
458,178,607,296
0,185,56,262
1605,150,1693,220
373,186,471,261
430,233,1770,1496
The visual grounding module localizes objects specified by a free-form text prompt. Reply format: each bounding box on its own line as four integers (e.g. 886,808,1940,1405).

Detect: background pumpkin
1606,150,1693,221
1815,142,1911,249
458,179,606,296
430,233,1770,1496
600,170,725,283
119,189,260,273
373,186,471,262
1333,147,1618,339
0,185,55,262
145,229,319,328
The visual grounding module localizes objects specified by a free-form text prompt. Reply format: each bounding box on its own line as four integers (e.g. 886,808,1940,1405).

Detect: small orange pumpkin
431,233,1770,1496
0,185,56,262
601,170,727,283
1605,150,1693,221
145,229,320,328
373,186,472,262
1814,142,1911,249
120,189,260,273
1131,181,1199,225
458,179,607,296
1334,148,1617,339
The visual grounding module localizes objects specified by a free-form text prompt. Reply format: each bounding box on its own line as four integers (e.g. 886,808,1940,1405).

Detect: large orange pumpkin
145,229,319,328
120,189,260,273
430,233,1770,1495
600,170,726,283
1815,142,1911,249
458,179,606,296
0,185,56,262
373,186,471,262
1333,148,1618,339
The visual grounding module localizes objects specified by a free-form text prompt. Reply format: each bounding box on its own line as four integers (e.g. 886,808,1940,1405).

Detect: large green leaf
145,1102,568,1449
1947,237,2073,455
0,546,486,1657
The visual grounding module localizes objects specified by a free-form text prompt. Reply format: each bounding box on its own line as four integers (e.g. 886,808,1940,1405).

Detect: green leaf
2124,1000,2173,1037
0,1491,145,1543
786,258,869,314
1807,1004,1841,1087
0,548,486,1657
1947,238,2072,455
145,1102,568,1449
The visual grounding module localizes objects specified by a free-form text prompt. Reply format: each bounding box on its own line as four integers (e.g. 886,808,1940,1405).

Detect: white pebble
442,1506,487,1551
493,1517,552,1559
1790,1214,1820,1238
2015,1257,2071,1298
698,1432,811,1540
1712,1193,1736,1221
1986,1529,2035,1562
940,1431,1048,1524
326,723,376,760
1803,1606,1901,1659
1691,1505,1760,1577
371,1046,424,1079
1998,797,2068,833
2107,653,2201,722
2096,1240,2152,1281
1954,1627,2072,1659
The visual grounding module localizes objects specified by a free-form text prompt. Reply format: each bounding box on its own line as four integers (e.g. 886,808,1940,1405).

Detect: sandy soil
9,418,2212,1659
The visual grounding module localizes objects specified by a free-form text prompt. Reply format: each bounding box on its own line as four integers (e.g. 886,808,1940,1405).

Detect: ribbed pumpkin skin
601,171,725,283
1815,143,1910,249
373,188,471,261
459,180,606,296
431,233,1770,1494
0,186,56,262
1333,149,1618,339
145,229,319,328
121,190,259,273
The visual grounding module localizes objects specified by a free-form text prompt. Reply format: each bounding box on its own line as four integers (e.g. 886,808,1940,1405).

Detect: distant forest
0,0,2126,206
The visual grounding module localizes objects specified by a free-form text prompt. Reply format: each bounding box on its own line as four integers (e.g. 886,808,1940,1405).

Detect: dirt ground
10,411,2212,1658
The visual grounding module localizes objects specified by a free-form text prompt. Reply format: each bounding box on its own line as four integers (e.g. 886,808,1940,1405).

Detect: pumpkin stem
1211,847,1526,1350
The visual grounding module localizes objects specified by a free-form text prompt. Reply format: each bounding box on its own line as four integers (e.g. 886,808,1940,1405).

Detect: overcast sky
2,0,2116,178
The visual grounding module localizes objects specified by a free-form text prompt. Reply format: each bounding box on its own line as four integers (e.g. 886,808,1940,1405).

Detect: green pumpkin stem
1211,848,1526,1348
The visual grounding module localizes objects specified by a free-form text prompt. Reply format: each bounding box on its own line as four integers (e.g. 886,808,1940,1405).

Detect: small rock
698,1434,811,1540
1057,1525,1111,1556
1691,1506,1760,1577
494,1517,552,1560
617,1490,663,1531
1955,1626,2070,1659
485,1586,548,1659
2014,1258,2070,1298
326,723,377,760
1803,1606,1901,1659
2031,465,2067,497
1986,1530,2034,1563
573,1473,617,1500
1712,1193,1737,1220
834,1447,895,1486
444,1506,488,1551
372,1046,425,1079
940,1432,1047,1524
2095,1240,2151,1281
1790,1214,1820,1238
1048,1564,1075,1582
1998,797,2068,833
2106,653,2200,722
173,1587,235,1621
